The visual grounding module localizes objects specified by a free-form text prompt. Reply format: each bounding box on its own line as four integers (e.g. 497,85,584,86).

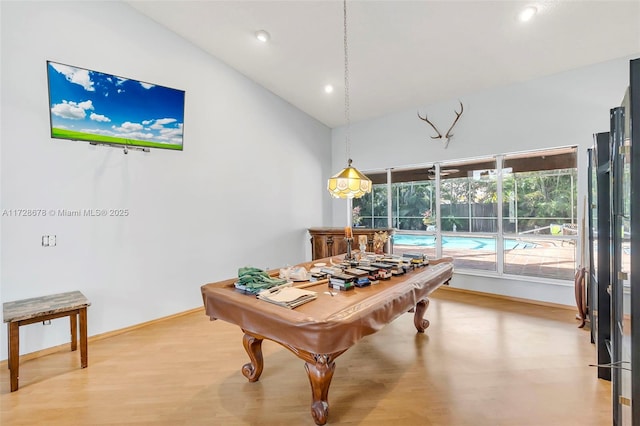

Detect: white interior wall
0,1,332,360
331,55,638,305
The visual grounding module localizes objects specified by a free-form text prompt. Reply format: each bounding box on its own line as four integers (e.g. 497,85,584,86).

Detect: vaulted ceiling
128,1,640,128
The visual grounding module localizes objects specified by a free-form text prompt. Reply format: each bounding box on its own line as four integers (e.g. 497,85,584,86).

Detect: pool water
393,234,534,250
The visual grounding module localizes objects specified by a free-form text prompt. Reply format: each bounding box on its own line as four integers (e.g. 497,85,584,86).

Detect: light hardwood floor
1,289,611,425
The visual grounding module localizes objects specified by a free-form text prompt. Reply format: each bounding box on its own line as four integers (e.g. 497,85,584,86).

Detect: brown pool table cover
201,257,453,354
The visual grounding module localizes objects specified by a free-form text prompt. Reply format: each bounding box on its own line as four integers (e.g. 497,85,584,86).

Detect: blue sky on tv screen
47,61,185,147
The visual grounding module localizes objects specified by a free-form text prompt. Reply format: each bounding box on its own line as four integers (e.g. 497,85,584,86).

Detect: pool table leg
414,298,431,332
305,354,336,426
241,331,264,382
242,333,347,425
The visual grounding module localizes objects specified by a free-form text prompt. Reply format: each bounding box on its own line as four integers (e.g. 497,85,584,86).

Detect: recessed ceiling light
255,30,270,43
324,84,334,94
518,6,537,22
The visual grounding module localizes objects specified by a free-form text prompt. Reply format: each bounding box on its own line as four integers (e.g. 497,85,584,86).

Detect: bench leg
79,307,88,368
70,313,78,352
6,323,10,370
9,322,19,392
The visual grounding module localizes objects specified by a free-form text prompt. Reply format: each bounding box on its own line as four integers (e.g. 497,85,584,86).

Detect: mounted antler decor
417,100,464,149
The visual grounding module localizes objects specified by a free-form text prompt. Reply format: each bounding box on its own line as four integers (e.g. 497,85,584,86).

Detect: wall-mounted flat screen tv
47,60,185,151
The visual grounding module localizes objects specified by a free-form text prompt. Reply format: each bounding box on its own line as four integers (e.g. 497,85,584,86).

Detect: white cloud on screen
51,100,94,119
139,82,155,89
90,113,111,122
50,63,95,92
159,127,182,137
81,128,153,141
149,118,177,130
113,122,144,132
118,131,154,140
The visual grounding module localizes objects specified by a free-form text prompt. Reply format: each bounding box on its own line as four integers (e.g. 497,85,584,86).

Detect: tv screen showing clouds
47,60,185,151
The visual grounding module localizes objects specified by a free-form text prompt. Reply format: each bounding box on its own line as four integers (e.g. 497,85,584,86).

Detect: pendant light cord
343,0,351,164
326,0,371,199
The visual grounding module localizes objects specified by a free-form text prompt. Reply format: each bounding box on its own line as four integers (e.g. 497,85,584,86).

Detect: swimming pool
393,234,532,250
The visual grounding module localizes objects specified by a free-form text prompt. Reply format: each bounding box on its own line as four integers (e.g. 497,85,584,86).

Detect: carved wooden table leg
241,332,264,382
413,298,430,333
304,355,336,426
240,334,349,425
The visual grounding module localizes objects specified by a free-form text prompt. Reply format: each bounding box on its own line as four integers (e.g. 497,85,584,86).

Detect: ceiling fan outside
427,168,460,178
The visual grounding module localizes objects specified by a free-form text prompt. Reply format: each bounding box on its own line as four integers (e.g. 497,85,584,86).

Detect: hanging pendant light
327,0,371,200
327,158,371,199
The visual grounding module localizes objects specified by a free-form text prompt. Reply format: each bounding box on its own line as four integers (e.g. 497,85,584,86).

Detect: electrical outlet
41,235,57,247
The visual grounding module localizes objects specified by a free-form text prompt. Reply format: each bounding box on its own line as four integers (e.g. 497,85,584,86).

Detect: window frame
353,146,578,282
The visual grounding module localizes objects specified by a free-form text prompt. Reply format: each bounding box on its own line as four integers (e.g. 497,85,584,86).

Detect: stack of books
381,256,410,275
320,266,343,276
353,265,382,284
402,252,429,267
370,262,394,280
310,272,328,282
344,268,371,287
328,272,356,291
257,286,318,309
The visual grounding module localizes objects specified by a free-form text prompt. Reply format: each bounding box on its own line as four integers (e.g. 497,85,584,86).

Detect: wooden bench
3,290,90,391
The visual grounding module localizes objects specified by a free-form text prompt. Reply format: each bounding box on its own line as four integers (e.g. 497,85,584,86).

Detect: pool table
201,256,453,425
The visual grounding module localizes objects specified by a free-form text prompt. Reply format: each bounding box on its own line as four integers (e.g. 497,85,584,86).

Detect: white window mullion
496,155,504,275
435,163,442,259
387,168,393,253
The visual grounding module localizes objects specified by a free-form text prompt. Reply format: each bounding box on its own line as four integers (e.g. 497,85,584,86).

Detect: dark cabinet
308,227,393,260
588,132,612,382
590,57,639,426
610,102,631,425
629,56,640,426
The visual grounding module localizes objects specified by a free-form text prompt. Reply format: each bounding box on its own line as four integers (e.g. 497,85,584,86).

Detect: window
501,148,577,280
358,146,578,281
438,159,498,271
352,172,388,229
390,167,436,231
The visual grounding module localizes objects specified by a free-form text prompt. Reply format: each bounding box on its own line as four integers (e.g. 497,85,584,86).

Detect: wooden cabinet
308,227,393,260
